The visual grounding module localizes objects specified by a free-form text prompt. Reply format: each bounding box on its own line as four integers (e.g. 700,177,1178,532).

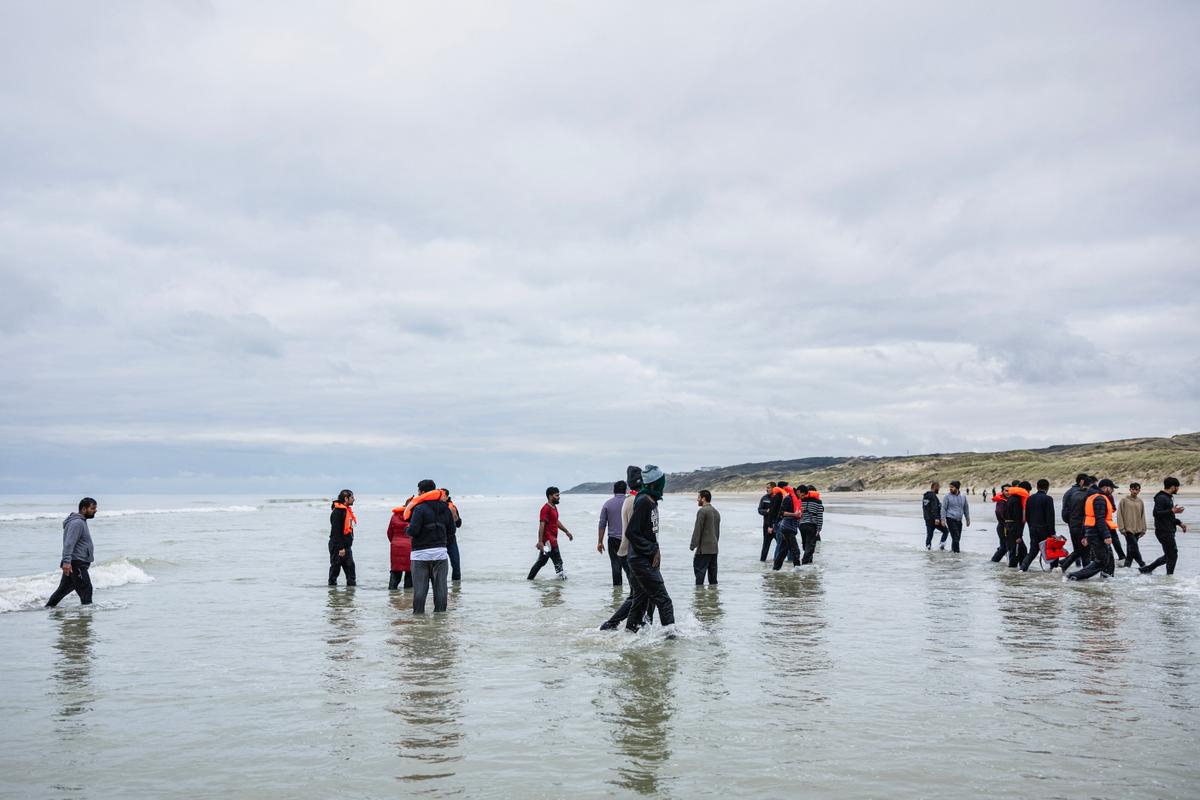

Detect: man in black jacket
328,489,357,586
758,482,776,561
408,479,456,613
922,481,943,550
1020,479,1056,571
1068,479,1119,581
1003,481,1030,567
624,465,676,636
1059,475,1096,571
1141,476,1188,575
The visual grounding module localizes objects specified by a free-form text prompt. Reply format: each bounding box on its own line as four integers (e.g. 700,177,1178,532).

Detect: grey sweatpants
411,558,449,613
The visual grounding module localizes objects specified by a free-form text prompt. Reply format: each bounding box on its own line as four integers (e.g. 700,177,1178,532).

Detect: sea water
2,493,1197,799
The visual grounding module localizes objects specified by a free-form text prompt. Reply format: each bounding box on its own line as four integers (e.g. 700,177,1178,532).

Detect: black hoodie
1152,490,1183,534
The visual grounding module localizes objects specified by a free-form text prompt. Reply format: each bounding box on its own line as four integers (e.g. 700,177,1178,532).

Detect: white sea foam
0,557,155,613
0,505,258,523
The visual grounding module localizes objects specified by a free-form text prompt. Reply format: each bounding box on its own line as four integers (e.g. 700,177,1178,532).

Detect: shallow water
2,493,1198,799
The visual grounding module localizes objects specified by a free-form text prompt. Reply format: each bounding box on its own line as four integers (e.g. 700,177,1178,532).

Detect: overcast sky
1,2,1197,494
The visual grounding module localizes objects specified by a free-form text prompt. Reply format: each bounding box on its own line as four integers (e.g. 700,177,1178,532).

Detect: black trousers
799,522,819,564
773,524,801,569
328,543,356,585
45,561,93,607
991,522,1007,562
388,570,414,590
607,539,624,586
1005,522,1027,567
693,553,718,585
1020,528,1052,571
1109,530,1127,562
626,555,674,629
1069,532,1114,580
945,518,963,552
760,523,773,562
601,555,655,628
1143,531,1179,574
1123,533,1146,568
527,545,564,579
1060,523,1089,570
924,520,939,548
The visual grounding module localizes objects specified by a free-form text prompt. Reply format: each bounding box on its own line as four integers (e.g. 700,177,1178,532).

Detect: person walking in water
624,465,675,635
922,481,944,550
1002,481,1030,567
990,485,1010,562
600,467,656,630
941,481,970,552
1060,474,1094,571
1068,479,1119,581
690,490,720,585
1020,479,1056,571
758,482,776,561
328,490,357,586
46,498,97,608
772,483,804,570
407,479,455,612
1117,482,1148,569
528,486,574,580
1141,477,1188,575
798,485,825,564
598,481,628,586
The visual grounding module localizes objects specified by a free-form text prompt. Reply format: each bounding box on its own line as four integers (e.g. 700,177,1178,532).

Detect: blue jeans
447,536,461,581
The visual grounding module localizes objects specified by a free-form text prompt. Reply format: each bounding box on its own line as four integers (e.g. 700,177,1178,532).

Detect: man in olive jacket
690,490,721,585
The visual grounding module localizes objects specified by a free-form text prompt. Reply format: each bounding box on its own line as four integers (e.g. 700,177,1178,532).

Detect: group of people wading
921,474,1188,579
755,482,826,569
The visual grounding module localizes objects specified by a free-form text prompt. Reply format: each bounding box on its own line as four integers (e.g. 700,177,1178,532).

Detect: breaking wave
0,505,258,523
0,557,156,613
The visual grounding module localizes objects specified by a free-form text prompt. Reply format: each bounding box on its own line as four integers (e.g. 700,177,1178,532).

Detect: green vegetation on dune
566,433,1200,494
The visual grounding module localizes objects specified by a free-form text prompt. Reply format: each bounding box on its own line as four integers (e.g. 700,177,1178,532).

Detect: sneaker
556,571,567,581
661,624,677,640
939,544,946,551
1138,566,1152,574
926,545,932,551
792,565,803,573
599,620,618,631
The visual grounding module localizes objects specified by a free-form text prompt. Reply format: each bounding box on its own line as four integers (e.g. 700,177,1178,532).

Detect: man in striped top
798,485,825,565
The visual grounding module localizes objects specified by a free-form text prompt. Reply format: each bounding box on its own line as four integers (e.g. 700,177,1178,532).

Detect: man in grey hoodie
46,498,97,607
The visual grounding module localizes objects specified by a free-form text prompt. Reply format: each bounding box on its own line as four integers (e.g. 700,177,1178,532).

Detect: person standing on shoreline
528,486,574,580
328,490,357,587
1141,476,1188,575
941,481,970,552
624,465,676,635
690,490,720,585
758,482,776,561
45,498,97,608
1117,483,1147,569
598,481,628,586
922,481,944,550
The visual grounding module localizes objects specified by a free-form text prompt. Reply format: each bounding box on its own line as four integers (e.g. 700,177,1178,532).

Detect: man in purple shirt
597,480,628,586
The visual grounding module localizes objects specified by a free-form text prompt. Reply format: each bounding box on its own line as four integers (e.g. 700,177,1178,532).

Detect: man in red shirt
527,486,575,580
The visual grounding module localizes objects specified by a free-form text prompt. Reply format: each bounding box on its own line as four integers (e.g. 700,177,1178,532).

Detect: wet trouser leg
1123,533,1145,568
946,518,963,552
412,558,449,613
1143,531,1178,574
1005,523,1025,567
608,540,624,586
799,523,818,564
1069,534,1111,581
603,556,639,628
1060,524,1087,570
626,556,674,629
389,570,401,590
760,524,773,561
692,553,717,585
45,562,93,607
1021,529,1049,571
773,524,800,570
1109,531,1126,563
527,545,563,579
772,528,784,561
328,543,355,585
447,536,461,581
925,520,937,549
991,523,1007,562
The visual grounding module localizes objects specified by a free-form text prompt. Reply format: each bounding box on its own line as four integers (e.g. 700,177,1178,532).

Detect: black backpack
626,465,643,491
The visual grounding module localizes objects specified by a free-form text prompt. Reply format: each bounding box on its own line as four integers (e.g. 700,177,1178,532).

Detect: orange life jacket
1084,493,1118,530
1007,485,1030,509
402,489,448,521
332,502,356,535
772,485,802,515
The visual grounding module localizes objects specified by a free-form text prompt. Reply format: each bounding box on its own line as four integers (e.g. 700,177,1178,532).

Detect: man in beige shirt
690,490,721,585
1117,482,1147,569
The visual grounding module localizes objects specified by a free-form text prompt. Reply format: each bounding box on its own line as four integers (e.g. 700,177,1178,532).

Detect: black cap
1097,478,1118,489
